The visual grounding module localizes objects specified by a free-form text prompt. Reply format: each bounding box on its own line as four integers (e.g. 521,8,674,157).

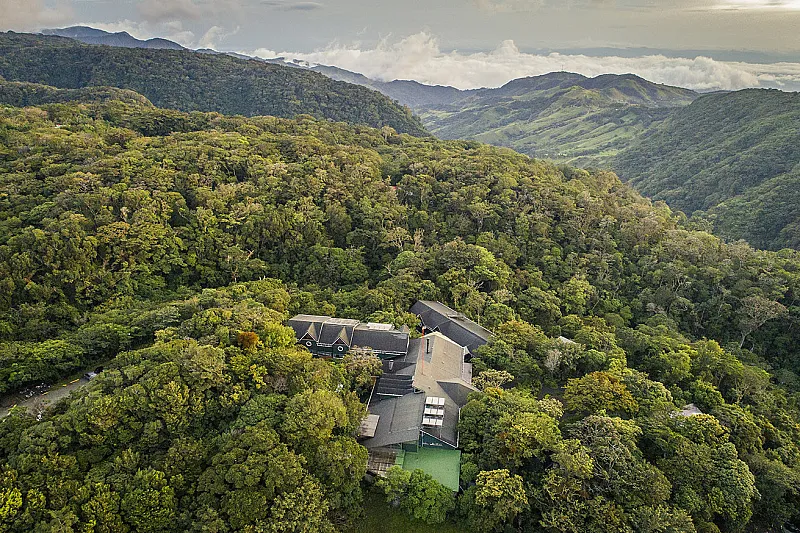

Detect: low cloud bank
253,32,800,91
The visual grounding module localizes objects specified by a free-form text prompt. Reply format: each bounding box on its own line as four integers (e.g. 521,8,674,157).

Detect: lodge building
287,301,493,491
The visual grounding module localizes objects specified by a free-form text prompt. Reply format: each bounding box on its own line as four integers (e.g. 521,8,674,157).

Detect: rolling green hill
612,89,800,250
325,67,797,251
413,72,697,166
0,79,155,107
0,32,427,135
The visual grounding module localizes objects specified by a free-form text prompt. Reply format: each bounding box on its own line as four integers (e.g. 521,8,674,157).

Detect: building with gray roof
362,332,476,449
287,315,410,359
410,300,492,356
360,333,478,489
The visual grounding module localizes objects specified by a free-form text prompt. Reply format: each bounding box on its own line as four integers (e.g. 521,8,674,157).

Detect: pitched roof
352,324,410,355
361,393,426,448
364,334,478,449
410,301,492,354
412,333,478,446
287,315,410,355
318,318,360,346
287,315,330,342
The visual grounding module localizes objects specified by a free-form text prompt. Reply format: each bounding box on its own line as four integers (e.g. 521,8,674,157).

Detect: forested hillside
0,32,427,136
613,89,800,250
0,80,154,107
413,72,697,166
311,64,474,108
1,96,799,532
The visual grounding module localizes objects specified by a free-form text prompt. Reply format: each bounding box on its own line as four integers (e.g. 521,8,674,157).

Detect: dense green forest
1,94,800,532
0,32,426,136
346,70,799,252
613,89,800,250
0,80,154,108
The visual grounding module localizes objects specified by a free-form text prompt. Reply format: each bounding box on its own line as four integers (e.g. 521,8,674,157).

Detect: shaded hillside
0,32,427,135
613,89,800,250
42,26,185,50
0,79,154,107
414,72,697,165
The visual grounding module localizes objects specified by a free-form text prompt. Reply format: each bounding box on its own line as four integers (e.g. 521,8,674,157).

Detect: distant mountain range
43,26,185,50
11,27,800,251
309,65,699,166
315,65,800,251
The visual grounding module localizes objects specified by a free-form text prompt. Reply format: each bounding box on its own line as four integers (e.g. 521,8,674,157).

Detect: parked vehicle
83,366,104,381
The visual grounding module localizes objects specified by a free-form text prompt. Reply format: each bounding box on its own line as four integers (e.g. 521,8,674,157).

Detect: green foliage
472,369,514,391
0,33,427,136
0,284,366,531
614,89,800,250
377,467,455,525
564,371,639,417
346,490,462,533
468,469,528,533
1,92,800,532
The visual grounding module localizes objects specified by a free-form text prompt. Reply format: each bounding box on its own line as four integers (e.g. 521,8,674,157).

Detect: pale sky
2,0,800,90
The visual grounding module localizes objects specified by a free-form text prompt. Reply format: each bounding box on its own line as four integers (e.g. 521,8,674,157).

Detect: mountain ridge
42,26,186,50
0,32,427,135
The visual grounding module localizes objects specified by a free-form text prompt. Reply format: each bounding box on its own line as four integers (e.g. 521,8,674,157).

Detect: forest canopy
0,95,799,532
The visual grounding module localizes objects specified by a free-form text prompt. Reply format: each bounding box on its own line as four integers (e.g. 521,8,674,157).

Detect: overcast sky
2,0,800,90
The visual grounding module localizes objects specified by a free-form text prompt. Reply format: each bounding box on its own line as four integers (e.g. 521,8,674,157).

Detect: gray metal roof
287,315,331,342
365,335,478,449
318,318,360,346
287,315,409,355
361,393,426,448
412,334,478,446
352,325,410,355
410,301,492,354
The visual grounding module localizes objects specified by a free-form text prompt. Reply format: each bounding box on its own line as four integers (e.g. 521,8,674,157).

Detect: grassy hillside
415,72,696,166
613,89,800,250
0,32,427,135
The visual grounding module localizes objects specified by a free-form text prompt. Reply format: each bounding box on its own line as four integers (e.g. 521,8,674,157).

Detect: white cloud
198,25,239,49
251,32,800,91
0,0,73,31
81,19,196,46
